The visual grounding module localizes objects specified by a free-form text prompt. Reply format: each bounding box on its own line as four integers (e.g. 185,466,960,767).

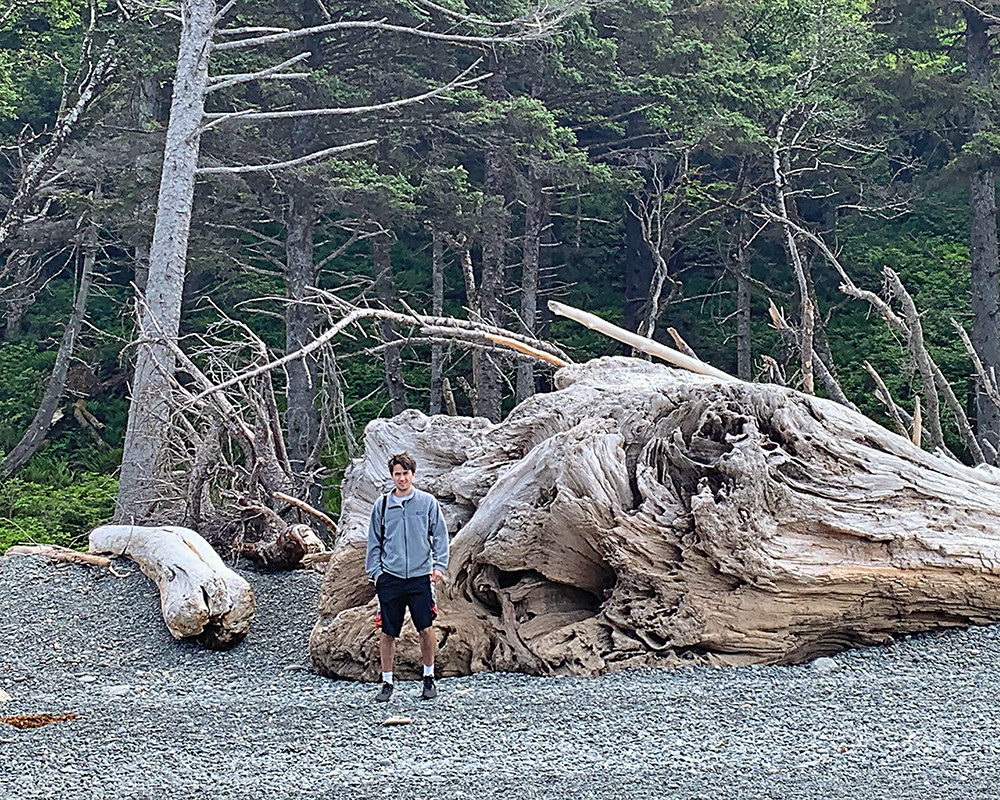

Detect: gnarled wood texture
89,524,255,649
310,357,1000,680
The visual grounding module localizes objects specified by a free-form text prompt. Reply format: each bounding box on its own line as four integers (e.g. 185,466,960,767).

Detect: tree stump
89,525,255,650
309,357,1000,679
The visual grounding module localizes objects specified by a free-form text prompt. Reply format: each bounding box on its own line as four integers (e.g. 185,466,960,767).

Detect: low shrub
0,473,117,553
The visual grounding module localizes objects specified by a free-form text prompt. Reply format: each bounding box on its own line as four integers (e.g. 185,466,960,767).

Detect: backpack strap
378,492,389,572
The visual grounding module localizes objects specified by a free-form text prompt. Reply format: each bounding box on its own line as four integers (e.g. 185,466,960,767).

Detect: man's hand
432,569,446,585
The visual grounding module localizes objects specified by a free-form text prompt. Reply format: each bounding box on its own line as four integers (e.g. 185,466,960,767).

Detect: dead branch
862,360,911,439
666,327,698,360
206,52,311,93
884,268,945,452
204,66,486,126
196,140,376,175
189,297,570,405
548,300,738,383
212,10,573,51
5,544,112,567
954,318,1000,409
484,334,569,367
767,300,856,409
273,491,337,534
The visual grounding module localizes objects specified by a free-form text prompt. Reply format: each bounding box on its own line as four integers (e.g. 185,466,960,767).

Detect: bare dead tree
1,216,97,478
117,0,578,524
126,289,568,562
0,8,118,252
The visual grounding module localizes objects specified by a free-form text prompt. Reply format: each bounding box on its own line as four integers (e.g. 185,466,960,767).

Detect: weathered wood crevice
310,357,1000,680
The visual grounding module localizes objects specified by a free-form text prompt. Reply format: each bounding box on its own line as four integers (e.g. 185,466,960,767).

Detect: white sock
423,664,434,678
382,672,393,685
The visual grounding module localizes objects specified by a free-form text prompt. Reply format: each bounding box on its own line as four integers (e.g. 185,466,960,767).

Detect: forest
2,0,998,556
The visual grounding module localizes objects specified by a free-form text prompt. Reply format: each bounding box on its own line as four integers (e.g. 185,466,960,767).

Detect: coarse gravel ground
0,554,997,800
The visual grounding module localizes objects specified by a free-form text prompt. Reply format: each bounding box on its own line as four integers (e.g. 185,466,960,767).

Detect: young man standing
366,452,448,702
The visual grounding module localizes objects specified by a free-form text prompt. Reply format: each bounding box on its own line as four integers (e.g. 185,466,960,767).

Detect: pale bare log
548,300,737,382
89,525,255,649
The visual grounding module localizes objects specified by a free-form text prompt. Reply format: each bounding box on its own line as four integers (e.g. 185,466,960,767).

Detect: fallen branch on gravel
5,544,112,567
89,525,255,650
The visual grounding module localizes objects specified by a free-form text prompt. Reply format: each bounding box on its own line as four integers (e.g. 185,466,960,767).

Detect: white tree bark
89,524,255,649
311,358,1000,680
115,0,217,523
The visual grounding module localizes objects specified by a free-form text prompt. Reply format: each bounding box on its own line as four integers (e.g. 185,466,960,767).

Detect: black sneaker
375,682,394,702
421,676,438,700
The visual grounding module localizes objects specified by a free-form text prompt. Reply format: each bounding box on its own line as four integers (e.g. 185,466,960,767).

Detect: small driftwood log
89,525,255,650
310,357,1000,680
5,544,111,567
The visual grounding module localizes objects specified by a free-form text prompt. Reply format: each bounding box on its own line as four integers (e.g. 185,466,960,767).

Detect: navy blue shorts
375,573,434,638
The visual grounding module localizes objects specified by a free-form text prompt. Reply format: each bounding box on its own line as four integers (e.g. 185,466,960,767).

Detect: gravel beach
1,553,997,800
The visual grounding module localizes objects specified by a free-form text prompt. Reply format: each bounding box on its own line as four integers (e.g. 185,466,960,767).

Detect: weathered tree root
310,357,1000,680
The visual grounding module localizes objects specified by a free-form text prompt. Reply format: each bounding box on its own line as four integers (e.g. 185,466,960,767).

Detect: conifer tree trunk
965,6,1000,461
736,239,752,382
476,53,508,422
429,225,445,415
516,170,548,404
477,153,506,420
374,233,408,415
116,0,216,523
2,250,33,340
284,189,320,487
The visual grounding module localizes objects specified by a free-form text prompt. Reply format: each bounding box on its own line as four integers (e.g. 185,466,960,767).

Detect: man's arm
429,498,448,576
365,501,383,584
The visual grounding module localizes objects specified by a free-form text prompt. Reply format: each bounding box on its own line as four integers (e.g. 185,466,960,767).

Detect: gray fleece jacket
365,488,449,583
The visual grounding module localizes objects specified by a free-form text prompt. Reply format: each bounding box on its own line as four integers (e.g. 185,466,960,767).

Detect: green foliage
0,340,52,451
0,472,117,553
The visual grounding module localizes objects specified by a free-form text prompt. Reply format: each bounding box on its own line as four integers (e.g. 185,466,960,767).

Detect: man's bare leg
419,626,436,669
380,632,396,673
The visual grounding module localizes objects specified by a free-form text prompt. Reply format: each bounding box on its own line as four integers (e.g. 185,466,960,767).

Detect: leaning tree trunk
1,230,96,479
773,111,814,395
116,0,216,524
965,6,1000,461
311,357,1000,680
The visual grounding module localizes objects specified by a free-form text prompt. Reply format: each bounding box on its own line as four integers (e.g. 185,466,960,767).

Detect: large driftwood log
310,357,1000,680
89,525,255,649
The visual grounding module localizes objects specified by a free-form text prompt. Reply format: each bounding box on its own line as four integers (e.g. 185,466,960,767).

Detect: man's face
391,465,414,495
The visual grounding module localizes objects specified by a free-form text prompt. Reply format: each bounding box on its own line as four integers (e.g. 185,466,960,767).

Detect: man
366,452,448,702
